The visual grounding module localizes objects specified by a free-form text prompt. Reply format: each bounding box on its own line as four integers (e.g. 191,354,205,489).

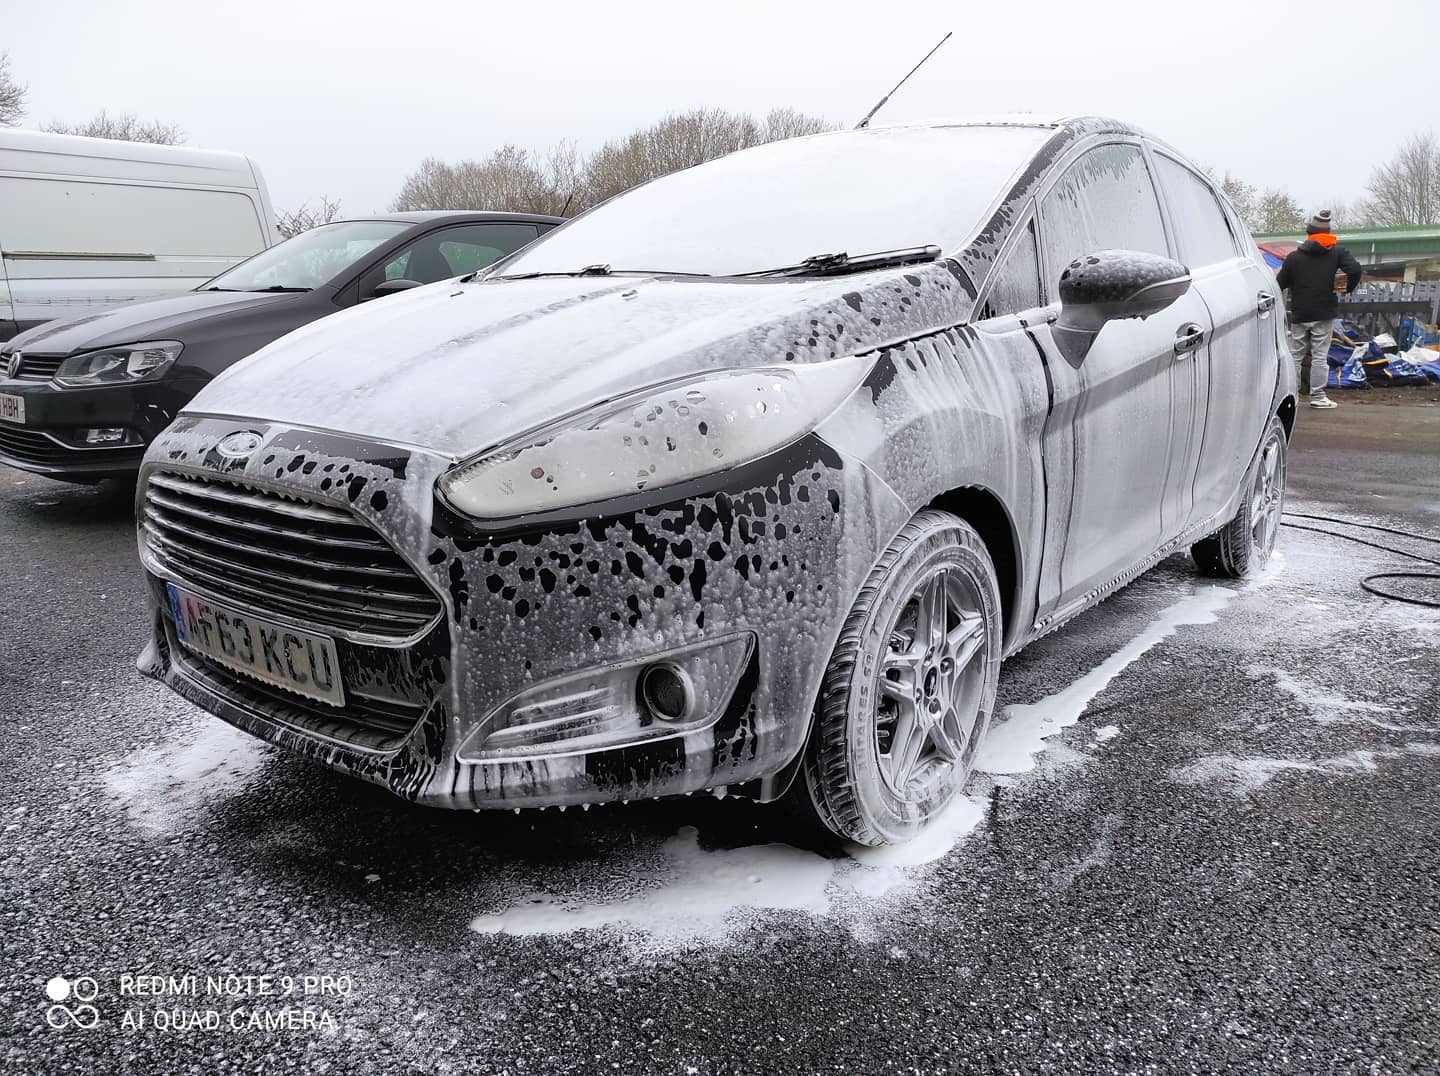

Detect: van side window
978,220,1041,319
1155,155,1242,266
1039,144,1169,279
0,176,265,256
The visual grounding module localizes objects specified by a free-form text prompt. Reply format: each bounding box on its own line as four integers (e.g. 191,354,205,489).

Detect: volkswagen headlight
439,354,873,519
55,341,184,387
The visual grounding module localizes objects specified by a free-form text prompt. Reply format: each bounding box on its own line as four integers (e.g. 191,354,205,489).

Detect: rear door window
1154,155,1243,267
1039,143,1169,284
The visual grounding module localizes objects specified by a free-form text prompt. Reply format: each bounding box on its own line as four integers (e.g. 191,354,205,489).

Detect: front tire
1191,416,1287,578
802,510,1003,846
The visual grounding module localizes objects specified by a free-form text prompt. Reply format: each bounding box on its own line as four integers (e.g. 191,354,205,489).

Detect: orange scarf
1309,232,1338,247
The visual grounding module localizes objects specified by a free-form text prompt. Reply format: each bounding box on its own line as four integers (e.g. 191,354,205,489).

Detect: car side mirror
1053,250,1191,368
365,278,423,301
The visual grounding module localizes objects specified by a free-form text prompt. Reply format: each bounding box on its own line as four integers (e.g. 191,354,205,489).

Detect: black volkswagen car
0,211,559,480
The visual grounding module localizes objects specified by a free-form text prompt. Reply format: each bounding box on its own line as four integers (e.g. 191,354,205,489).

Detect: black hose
1359,573,1440,608
1280,511,1440,608
1283,510,1440,547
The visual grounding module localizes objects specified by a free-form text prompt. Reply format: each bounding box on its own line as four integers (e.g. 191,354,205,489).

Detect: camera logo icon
45,976,100,1030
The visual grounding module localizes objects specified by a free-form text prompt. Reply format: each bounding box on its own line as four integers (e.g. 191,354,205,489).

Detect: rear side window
1039,144,1169,281
1154,155,1241,267
978,219,1041,319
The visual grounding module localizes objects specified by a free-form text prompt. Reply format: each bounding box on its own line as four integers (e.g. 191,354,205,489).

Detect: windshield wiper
481,263,613,282
246,285,312,293
738,245,942,279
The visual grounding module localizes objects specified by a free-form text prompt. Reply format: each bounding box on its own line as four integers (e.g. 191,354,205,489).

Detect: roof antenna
855,32,953,130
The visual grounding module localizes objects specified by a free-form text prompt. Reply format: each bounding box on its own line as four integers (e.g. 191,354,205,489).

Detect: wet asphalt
1,393,1437,1075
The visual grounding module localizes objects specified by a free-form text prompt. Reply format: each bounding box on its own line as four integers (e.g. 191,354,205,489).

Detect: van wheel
1191,416,1287,578
802,510,1002,847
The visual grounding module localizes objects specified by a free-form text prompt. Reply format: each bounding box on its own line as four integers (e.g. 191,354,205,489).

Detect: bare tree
44,109,184,145
391,143,578,216
1217,172,1257,231
760,107,837,142
276,196,343,239
390,108,836,218
0,52,26,127
1253,188,1304,233
582,107,835,207
1362,130,1440,227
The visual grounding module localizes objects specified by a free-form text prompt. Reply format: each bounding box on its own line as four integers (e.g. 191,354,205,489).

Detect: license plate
166,584,345,707
0,394,23,424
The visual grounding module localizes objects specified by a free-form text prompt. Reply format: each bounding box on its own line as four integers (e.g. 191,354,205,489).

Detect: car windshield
496,125,1055,279
203,220,409,292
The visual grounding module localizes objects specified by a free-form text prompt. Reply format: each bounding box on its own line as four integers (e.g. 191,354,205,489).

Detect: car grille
12,354,64,382
158,619,437,752
141,471,442,640
0,424,142,467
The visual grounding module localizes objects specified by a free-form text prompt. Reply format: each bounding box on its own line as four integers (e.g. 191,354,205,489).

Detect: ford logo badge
215,430,264,459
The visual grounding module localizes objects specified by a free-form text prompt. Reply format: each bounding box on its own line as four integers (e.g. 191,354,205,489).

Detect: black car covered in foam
135,118,1293,846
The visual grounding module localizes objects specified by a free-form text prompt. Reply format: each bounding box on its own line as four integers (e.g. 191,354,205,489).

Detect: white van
0,129,279,341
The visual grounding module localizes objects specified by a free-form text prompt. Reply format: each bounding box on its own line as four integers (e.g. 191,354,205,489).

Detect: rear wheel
802,510,1002,846
1191,416,1287,578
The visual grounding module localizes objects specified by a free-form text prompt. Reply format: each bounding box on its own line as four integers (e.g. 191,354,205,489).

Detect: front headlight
439,354,874,520
54,341,183,387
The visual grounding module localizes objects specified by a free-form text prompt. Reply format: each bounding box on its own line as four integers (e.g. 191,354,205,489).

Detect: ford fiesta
137,117,1294,846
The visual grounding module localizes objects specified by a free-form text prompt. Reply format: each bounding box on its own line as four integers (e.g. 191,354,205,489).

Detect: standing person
1275,209,1363,409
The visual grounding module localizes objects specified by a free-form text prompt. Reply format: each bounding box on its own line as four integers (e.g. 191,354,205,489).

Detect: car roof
869,114,1139,138
352,210,564,226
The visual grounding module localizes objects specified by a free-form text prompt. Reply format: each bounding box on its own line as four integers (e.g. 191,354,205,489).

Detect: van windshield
203,221,408,292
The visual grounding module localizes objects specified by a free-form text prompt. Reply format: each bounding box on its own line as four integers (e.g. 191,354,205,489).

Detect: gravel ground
1,397,1437,1075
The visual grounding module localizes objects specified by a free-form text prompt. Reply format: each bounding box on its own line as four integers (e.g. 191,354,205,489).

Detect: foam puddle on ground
472,584,1244,946
103,718,268,835
975,585,1238,775
471,794,992,948
1172,744,1439,795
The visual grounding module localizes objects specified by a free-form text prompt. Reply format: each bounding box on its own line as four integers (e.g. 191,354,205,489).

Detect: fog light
459,634,753,761
84,427,127,444
640,663,694,723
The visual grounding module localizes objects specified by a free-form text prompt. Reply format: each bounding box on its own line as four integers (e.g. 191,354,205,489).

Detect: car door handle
1257,291,1276,317
1173,323,1205,356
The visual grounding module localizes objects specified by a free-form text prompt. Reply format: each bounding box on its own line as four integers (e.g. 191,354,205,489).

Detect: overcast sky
6,0,1426,222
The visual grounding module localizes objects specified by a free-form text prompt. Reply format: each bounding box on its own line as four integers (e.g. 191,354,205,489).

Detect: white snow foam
975,586,1238,776
1171,745,1437,794
103,719,267,834
471,825,836,944
471,794,991,948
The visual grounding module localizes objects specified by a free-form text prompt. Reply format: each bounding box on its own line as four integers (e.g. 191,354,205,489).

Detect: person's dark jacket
1275,238,1363,322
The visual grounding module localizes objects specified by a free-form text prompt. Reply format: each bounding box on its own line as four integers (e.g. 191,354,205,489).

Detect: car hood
7,290,303,355
185,267,973,459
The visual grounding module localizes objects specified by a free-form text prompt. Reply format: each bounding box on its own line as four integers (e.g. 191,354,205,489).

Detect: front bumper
0,371,201,477
137,416,910,809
